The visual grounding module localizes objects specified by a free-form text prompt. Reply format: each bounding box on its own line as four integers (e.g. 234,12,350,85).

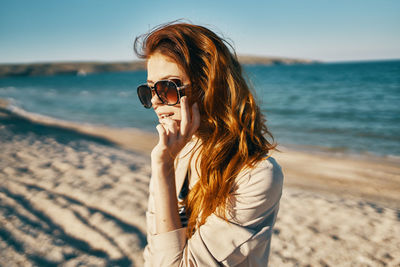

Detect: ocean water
0,60,399,156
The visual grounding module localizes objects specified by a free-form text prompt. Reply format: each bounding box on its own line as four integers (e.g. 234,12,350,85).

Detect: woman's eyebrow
147,75,180,83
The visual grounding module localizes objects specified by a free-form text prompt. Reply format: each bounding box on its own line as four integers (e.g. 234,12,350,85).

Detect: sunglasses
137,79,187,109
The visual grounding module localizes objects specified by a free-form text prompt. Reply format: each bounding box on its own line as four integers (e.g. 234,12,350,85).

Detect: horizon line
1,56,400,66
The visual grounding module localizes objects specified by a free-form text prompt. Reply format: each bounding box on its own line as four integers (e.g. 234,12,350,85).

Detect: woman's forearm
152,160,182,234
149,97,199,234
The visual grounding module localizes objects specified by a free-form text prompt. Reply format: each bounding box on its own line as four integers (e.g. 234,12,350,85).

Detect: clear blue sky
1,0,399,63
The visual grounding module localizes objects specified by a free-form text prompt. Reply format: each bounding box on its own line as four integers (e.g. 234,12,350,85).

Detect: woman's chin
172,117,181,125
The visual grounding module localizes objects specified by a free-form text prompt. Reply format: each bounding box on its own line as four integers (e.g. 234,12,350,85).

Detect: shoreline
2,97,399,161
0,98,157,154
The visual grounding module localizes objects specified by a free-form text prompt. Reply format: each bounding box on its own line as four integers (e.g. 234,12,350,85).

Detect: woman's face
147,53,190,123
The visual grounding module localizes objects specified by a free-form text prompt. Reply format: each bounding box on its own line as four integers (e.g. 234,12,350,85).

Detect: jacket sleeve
145,157,283,267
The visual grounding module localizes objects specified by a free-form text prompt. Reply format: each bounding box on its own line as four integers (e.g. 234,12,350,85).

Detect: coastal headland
0,55,318,77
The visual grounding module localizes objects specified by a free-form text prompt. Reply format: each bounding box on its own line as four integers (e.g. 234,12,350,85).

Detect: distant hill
238,55,318,65
0,55,319,77
0,61,146,77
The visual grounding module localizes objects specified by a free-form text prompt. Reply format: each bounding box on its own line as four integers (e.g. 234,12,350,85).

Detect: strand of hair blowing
134,22,276,239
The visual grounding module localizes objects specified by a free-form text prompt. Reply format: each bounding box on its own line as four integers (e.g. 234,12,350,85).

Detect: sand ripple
270,188,400,266
0,120,150,266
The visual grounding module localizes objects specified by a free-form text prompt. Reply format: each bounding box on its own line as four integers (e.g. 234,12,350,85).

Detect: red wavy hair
134,22,276,238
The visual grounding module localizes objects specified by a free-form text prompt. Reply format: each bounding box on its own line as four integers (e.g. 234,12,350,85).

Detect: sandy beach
1,107,400,266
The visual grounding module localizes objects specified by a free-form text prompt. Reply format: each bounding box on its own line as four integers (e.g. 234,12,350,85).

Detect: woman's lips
157,112,181,125
158,113,174,119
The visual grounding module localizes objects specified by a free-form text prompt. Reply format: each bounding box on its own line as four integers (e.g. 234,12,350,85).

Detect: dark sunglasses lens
137,85,152,108
156,81,179,105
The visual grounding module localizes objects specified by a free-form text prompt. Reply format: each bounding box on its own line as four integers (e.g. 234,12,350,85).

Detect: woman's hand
151,96,200,165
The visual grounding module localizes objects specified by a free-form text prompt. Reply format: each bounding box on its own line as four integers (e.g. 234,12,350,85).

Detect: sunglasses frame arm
177,85,186,99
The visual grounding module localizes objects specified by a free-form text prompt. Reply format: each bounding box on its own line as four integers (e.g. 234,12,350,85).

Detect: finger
171,120,179,143
156,124,168,145
159,118,171,135
160,117,175,133
165,118,179,143
180,96,191,136
189,102,200,136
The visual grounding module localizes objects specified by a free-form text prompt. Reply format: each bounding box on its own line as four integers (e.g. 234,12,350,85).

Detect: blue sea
0,60,399,156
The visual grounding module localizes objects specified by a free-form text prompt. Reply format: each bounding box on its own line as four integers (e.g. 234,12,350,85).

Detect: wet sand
0,109,399,266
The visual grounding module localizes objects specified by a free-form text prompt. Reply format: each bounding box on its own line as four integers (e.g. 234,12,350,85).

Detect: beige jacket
143,140,283,266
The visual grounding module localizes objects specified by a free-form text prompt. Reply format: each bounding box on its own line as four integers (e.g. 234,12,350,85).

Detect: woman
134,22,283,266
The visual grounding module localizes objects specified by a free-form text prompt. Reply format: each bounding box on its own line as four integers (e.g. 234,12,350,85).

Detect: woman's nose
151,91,163,107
